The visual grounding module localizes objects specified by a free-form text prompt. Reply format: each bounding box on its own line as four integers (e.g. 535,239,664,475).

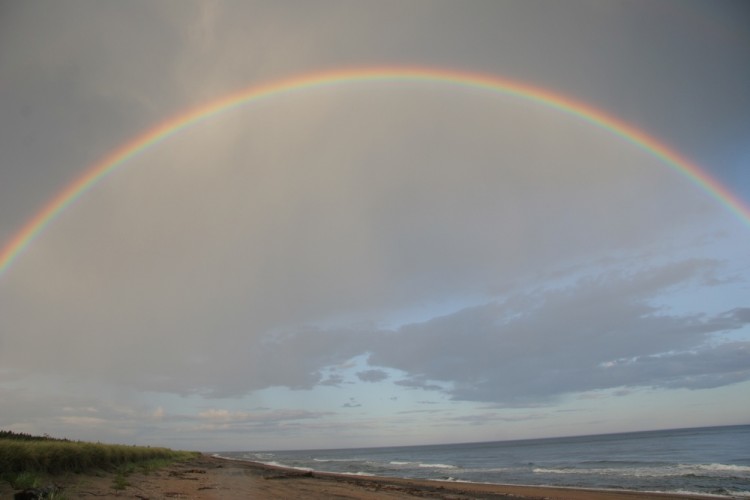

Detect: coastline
8,453,730,499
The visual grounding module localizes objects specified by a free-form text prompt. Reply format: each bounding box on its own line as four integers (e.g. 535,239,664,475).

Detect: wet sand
3,454,725,499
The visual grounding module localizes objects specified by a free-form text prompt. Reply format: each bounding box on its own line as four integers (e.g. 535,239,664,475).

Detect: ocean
216,425,750,497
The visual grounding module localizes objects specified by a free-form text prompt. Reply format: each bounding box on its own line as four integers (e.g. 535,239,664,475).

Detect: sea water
217,425,750,497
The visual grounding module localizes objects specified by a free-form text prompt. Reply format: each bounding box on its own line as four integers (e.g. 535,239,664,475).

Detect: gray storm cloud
366,262,750,404
0,90,725,398
1,0,749,446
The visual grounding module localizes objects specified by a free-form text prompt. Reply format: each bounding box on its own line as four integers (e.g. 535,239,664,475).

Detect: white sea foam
435,477,471,483
261,460,313,471
723,490,750,498
338,471,376,476
534,463,750,478
388,460,456,469
687,463,750,474
644,489,742,498
418,462,456,469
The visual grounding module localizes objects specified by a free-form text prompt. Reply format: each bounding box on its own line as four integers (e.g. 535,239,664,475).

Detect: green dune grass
0,430,198,490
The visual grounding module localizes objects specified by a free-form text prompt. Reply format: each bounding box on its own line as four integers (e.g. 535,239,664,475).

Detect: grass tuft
112,472,130,490
4,471,41,489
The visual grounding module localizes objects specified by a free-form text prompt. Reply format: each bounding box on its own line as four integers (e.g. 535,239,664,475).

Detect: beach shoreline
4,453,731,499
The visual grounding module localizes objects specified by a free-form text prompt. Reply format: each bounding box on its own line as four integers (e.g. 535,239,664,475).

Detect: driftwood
13,485,62,500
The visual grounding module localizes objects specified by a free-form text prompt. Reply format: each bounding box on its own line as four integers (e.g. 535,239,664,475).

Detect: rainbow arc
1,66,749,277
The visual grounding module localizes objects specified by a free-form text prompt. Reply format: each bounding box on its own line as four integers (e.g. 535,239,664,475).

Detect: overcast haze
1,1,749,451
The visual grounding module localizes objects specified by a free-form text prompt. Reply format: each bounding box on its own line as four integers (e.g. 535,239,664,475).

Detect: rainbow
1,66,749,278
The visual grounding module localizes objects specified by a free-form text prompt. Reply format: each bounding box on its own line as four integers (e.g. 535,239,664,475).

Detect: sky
0,0,749,452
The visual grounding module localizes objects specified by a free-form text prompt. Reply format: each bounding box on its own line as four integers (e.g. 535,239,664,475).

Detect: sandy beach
2,454,728,499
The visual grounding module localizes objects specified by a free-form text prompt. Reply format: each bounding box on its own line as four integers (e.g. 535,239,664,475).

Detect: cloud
2,0,750,448
342,397,362,408
598,342,750,390
2,255,747,415
320,374,345,386
449,412,547,426
356,369,389,383
394,378,446,392
723,307,750,323
197,408,329,423
397,409,445,415
58,416,107,427
0,382,170,442
365,260,750,405
184,409,338,435
2,49,730,405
